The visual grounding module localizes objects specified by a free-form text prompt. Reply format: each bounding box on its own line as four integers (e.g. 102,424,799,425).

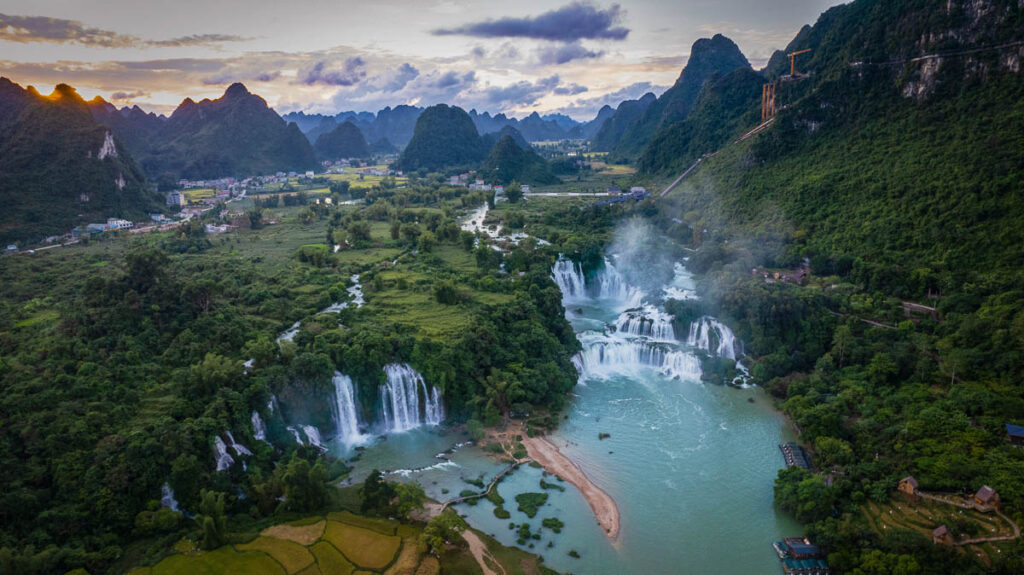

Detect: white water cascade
687,317,739,360
615,305,676,342
161,483,180,512
225,431,252,456
251,411,268,443
550,257,644,309
381,363,444,432
572,335,702,382
348,274,365,307
276,321,300,343
301,425,326,450
286,425,305,445
213,436,234,471
332,372,366,445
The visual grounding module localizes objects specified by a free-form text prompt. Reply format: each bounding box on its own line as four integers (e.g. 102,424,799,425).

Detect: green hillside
394,104,485,172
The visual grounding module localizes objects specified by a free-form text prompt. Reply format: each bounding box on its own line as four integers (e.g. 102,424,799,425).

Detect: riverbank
522,434,621,540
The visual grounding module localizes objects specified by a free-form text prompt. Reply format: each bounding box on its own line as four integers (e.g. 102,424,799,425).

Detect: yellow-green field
183,188,217,203
134,514,414,575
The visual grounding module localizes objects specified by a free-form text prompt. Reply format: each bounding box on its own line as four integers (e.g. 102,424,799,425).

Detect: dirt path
522,435,620,540
462,529,504,575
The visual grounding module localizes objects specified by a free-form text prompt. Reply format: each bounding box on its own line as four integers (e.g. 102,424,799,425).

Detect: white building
107,218,134,230
167,191,184,207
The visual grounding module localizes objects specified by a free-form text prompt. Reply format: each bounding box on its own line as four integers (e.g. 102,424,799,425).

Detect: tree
832,325,854,367
393,482,427,519
505,182,523,203
361,470,396,515
282,456,328,512
466,419,485,442
418,511,468,556
418,231,436,252
196,489,227,550
349,221,372,242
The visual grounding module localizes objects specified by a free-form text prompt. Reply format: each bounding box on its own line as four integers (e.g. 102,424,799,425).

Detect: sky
0,0,846,120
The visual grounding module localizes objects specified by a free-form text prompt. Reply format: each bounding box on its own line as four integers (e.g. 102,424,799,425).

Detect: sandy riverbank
522,435,620,540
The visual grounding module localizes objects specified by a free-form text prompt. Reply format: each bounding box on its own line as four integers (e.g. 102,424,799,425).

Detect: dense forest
0,180,580,573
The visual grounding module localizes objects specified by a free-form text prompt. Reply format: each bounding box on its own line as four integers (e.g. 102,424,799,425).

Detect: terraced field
133,514,418,575
861,498,1016,566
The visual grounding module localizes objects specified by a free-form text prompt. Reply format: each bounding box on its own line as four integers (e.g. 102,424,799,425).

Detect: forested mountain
313,120,369,160
640,0,1024,572
566,104,617,140
479,125,532,152
609,34,751,158
591,92,657,151
393,104,487,171
0,79,161,243
480,134,559,185
90,83,316,184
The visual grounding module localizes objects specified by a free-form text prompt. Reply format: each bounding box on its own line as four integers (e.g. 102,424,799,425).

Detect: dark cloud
0,13,250,48
555,80,668,118
299,57,367,86
537,42,604,65
110,90,148,100
149,33,253,47
433,2,629,42
554,83,588,95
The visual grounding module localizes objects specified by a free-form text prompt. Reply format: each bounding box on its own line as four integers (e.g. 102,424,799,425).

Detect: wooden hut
897,476,918,496
932,525,953,546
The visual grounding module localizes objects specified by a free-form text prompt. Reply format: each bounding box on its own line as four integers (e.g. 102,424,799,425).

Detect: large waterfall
381,363,444,432
572,335,702,382
687,317,739,360
550,257,643,309
332,372,366,445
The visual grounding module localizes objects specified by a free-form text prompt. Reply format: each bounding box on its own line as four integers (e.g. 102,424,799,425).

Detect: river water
331,208,799,574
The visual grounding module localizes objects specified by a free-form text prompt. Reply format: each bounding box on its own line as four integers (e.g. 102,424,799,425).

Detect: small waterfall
381,363,445,432
214,436,234,471
301,425,326,450
348,274,365,307
268,395,279,414
161,483,180,512
551,258,587,301
332,372,366,445
572,336,702,382
276,321,300,343
286,425,304,445
687,317,738,360
615,305,676,341
225,431,252,456
251,411,268,442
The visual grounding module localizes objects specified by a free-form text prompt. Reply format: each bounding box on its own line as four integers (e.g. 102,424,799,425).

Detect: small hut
932,525,953,546
974,485,1000,508
1007,424,1024,447
897,476,918,496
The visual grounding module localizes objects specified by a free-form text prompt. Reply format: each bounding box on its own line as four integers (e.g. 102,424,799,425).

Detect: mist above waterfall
608,217,679,296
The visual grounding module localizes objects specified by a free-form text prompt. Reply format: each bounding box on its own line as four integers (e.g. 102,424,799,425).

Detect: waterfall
225,431,252,456
332,372,366,445
286,425,304,445
214,436,234,471
551,258,587,302
252,411,268,442
687,317,738,360
161,483,180,512
596,258,644,308
550,257,644,309
615,305,676,341
572,335,702,382
268,395,279,414
277,321,300,343
381,363,445,432
348,274,365,307
301,425,326,450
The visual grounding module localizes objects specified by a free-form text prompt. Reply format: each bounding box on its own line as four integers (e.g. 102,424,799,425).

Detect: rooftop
1007,424,1024,438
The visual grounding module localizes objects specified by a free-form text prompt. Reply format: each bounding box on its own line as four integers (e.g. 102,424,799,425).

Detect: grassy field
323,521,401,570
183,188,217,203
237,537,316,573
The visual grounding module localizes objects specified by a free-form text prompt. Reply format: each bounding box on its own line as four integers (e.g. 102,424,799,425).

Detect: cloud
554,80,668,119
110,90,148,100
554,83,588,95
536,42,604,65
434,2,629,42
0,13,250,48
298,57,367,86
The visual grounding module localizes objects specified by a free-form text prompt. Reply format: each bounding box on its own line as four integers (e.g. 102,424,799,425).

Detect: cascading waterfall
381,363,444,432
348,274,365,307
597,258,644,308
213,436,234,471
332,372,366,445
225,431,252,456
615,305,676,341
301,425,326,450
251,411,268,442
268,395,279,414
687,317,738,360
551,258,587,302
286,425,304,445
161,483,180,512
572,336,702,382
276,321,300,343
